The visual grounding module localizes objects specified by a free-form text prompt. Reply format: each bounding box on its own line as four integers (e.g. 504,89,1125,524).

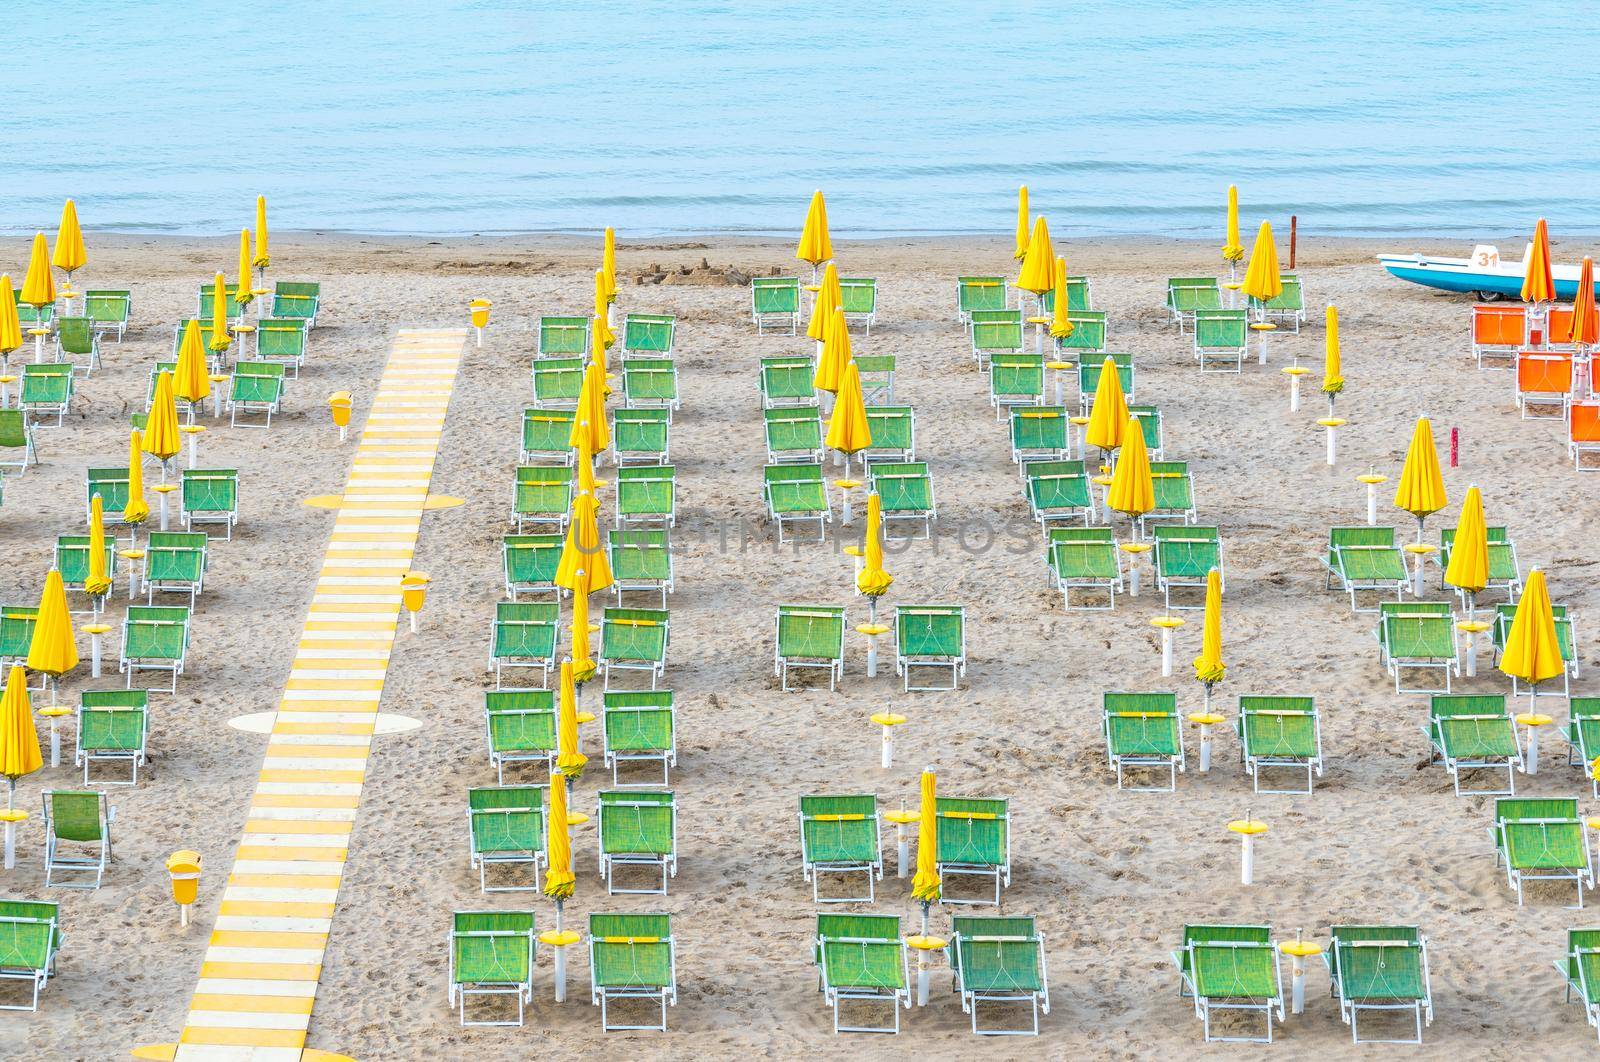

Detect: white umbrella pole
1366,481,1379,526
553,900,568,1003
1160,627,1174,677
3,780,15,870
894,818,908,878
915,903,932,1006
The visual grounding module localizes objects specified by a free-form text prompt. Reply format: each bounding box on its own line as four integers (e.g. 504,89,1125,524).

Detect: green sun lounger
119,605,190,693
483,689,555,782
0,899,62,1011
1103,692,1183,791
448,910,535,1026
608,529,672,606
759,355,818,408
13,290,52,333
256,318,308,377
1129,404,1163,457
764,463,830,543
971,309,1023,367
1556,928,1600,1040
621,358,679,413
853,352,895,404
0,410,37,472
197,282,245,323
1167,277,1222,332
1039,276,1092,314
538,315,589,358
815,913,909,1033
1256,274,1305,332
602,690,675,787
989,353,1044,418
180,468,238,539
169,320,224,362
612,407,670,465
468,784,547,893
1492,798,1579,863
142,531,207,605
1023,459,1091,527
502,534,562,600
1324,526,1409,612
1194,309,1247,373
270,282,320,328
870,461,935,539
227,361,286,427
83,290,131,341
1152,526,1221,610
839,277,877,333
52,316,101,376
1492,601,1578,697
531,356,584,409
775,604,845,691
615,465,676,529
76,690,149,786
1427,694,1521,795
55,534,116,611
1438,525,1522,603
956,276,1008,322
1173,924,1284,1043
597,790,677,895
798,795,882,904
520,407,576,464
949,915,1050,1036
1376,601,1458,694
512,464,573,532
490,601,558,688
21,363,73,424
144,361,181,410
601,607,669,690
1147,461,1196,525
1010,406,1070,463
1237,696,1323,794
1076,353,1134,413
1055,311,1107,357
752,276,801,334
1325,926,1433,1043
43,789,115,890
589,912,677,1031
1569,698,1600,794
895,604,965,691
1048,527,1123,610
622,312,675,356
0,605,39,671
936,796,1011,906
1501,812,1593,907
865,405,914,462
764,407,823,463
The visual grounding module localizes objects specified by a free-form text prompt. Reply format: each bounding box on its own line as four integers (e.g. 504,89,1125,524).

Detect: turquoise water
4,0,1596,238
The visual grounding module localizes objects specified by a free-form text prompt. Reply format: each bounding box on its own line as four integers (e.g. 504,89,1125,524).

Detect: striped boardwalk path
165,329,468,1061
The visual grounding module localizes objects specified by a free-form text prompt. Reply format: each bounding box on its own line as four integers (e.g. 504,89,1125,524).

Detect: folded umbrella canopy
253,196,270,269
53,200,86,284
796,190,833,268
1322,305,1344,407
556,661,587,776
592,269,615,358
174,319,211,411
570,580,595,684
208,272,231,354
124,429,150,525
1194,568,1225,685
1443,486,1488,617
911,767,940,905
1107,413,1154,525
568,358,610,454
19,233,55,310
1241,220,1282,305
806,262,841,344
1049,257,1074,340
1013,185,1030,261
545,768,576,899
1016,216,1055,296
0,278,20,358
602,226,617,305
1084,356,1129,454
555,491,614,598
0,665,40,811
236,229,255,307
144,371,182,466
86,495,112,598
1222,185,1244,264
1568,257,1598,346
575,432,597,500
857,491,894,597
1394,415,1446,537
813,306,853,394
1499,569,1564,702
1521,218,1554,305
825,360,872,463
27,568,78,681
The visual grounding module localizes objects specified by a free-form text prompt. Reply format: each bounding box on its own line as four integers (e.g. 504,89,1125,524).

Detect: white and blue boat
1378,244,1600,301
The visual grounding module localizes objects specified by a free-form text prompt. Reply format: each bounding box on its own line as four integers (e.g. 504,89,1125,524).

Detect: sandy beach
9,230,1600,1060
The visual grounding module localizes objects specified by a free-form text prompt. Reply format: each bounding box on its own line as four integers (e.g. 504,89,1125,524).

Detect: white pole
409,610,419,634
187,433,198,469
48,719,60,768
895,824,908,878
1325,425,1337,466
158,491,170,531
1527,726,1541,775
475,325,484,349
1199,724,1213,773
1240,832,1254,885
90,630,103,678
1367,482,1379,525
880,724,892,769
1290,954,1307,1014
1128,556,1141,598
554,946,567,1003
1289,374,1300,412
1464,633,1477,677
1412,553,1425,598
916,951,930,1007
3,820,15,870
865,637,877,678
1160,628,1174,677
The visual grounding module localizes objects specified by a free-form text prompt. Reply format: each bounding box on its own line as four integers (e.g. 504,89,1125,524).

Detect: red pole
1450,427,1459,468
1289,216,1297,270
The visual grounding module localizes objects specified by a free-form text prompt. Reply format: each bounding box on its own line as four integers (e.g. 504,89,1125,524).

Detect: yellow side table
1227,815,1269,885
208,373,229,417
1119,541,1152,598
884,805,918,878
1402,542,1436,598
152,482,179,531
0,807,26,869
38,706,71,768
1046,360,1073,405
1516,712,1554,775
1069,415,1091,462
1189,712,1225,773
1026,315,1050,354
0,374,14,408
82,623,112,678
27,326,49,362
1250,321,1277,366
870,711,907,769
1281,364,1310,411
539,924,583,1002
1457,619,1491,677
179,423,206,470
1151,615,1185,677
1280,934,1323,1014
1318,417,1347,466
230,321,256,360
834,478,861,525
856,622,890,679
905,933,948,1007
1356,473,1389,525
117,548,145,601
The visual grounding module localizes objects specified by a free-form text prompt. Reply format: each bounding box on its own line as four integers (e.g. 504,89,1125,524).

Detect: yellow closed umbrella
1049,257,1074,339
593,269,615,353
86,495,112,599
27,569,79,696
208,272,231,354
144,371,182,469
1016,216,1054,296
53,200,86,291
1193,568,1225,711
796,190,833,275
0,664,41,814
1522,218,1554,305
1570,257,1599,347
1084,356,1129,455
569,358,610,454
589,316,613,391
602,227,617,305
236,229,255,307
555,492,614,597
1394,415,1447,539
806,262,841,344
1013,185,1030,260
826,360,872,479
556,660,587,776
857,491,894,600
0,278,20,361
814,306,853,394
1443,486,1489,619
575,431,597,500
1222,184,1244,268
1322,305,1343,413
174,319,211,416
570,579,596,683
20,233,55,311
545,768,575,900
1107,413,1154,529
910,767,940,907
1241,220,1282,305
1500,569,1565,708
125,429,149,526
254,196,270,269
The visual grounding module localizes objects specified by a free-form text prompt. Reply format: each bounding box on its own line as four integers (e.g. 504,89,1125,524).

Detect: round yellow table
1281,364,1309,410
1227,817,1269,885
1190,712,1225,773
1516,712,1554,775
1250,321,1276,366
1046,360,1073,404
1119,541,1152,598
1357,472,1389,525
1402,542,1436,597
1151,615,1185,677
871,711,907,769
152,483,179,532
834,478,861,525
1317,417,1347,466
905,934,948,1007
0,807,26,870
884,807,918,878
1280,937,1323,1014
179,423,206,470
856,622,890,679
539,926,583,1002
0,374,14,408
82,622,112,678
1457,619,1491,677
117,548,146,602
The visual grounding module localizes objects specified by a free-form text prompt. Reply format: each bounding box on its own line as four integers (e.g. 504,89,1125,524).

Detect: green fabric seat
227,361,286,428
55,534,116,606
119,605,190,693
1023,459,1090,527
0,605,39,670
1194,309,1247,372
1038,277,1092,314
1325,526,1408,612
622,313,675,355
531,356,584,408
538,315,590,358
1174,924,1284,1043
142,531,207,605
1256,274,1306,332
989,353,1044,416
763,463,828,543
869,462,935,539
77,690,149,785
83,290,131,341
1103,692,1182,790
448,910,535,1026
1128,404,1163,455
198,282,245,323
468,785,547,893
502,534,562,600
482,689,555,782
956,276,1007,320
775,603,845,691
43,790,114,889
490,601,557,687
589,912,676,1031
751,277,801,334
853,352,895,403
1556,928,1600,1034
1054,310,1107,355
1167,277,1222,332
1376,601,1458,694
894,604,964,691
1428,694,1519,795
598,790,677,894
764,407,823,463
1010,406,1069,463
53,316,101,375
1438,525,1521,602
936,796,1011,906
1325,925,1433,1043
815,911,909,1033
602,690,675,787
616,465,676,529
180,469,239,539
864,405,914,462
1152,525,1220,610
1491,601,1576,696
255,318,308,377
0,410,37,472
1568,698,1600,791
1237,696,1322,794
21,363,73,424
1048,527,1122,610
85,468,130,523
0,899,62,1011
521,407,577,462
271,281,321,328
1076,353,1134,411
600,607,669,690
13,289,53,330
798,794,881,904
949,915,1049,1035
608,529,672,606
1503,818,1592,907
612,407,670,465
758,355,817,408
621,358,679,412
512,464,573,532
970,310,1023,367
1146,461,1194,524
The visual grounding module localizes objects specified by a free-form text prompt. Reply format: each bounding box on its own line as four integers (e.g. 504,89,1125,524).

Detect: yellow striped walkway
166,329,468,1061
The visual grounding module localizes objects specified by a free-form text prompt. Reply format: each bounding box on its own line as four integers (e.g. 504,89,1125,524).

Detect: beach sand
9,230,1599,1060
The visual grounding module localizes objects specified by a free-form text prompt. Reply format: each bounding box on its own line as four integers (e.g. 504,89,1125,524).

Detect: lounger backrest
56,316,94,353
1569,698,1600,748
1327,927,1425,1001
1492,602,1573,659
1010,406,1067,451
1040,278,1091,313
764,463,826,511
623,313,675,353
616,465,676,516
0,917,55,973
1152,524,1218,576
799,794,878,864
1078,352,1134,396
538,316,590,357
79,704,147,752
990,354,1044,395
0,900,61,949
257,319,307,360
198,284,244,319
48,790,105,842
493,601,558,658
272,282,320,321
514,465,573,515
958,276,1006,314
1473,305,1526,346
13,290,52,324
607,528,670,580
531,357,585,401
1571,400,1600,443
838,278,876,314
599,790,675,855
956,932,1043,992
764,407,822,454
871,462,931,512
1264,275,1303,311
123,605,189,659
602,608,669,662
0,605,39,658
182,469,238,515
972,318,1023,351
22,363,73,403
1056,310,1107,352
523,408,577,453
1237,696,1318,757
502,534,563,583
752,277,800,314
1504,819,1586,869
55,534,115,588
1025,459,1089,510
603,690,674,752
452,911,534,985
1168,277,1222,312
1149,462,1192,511
935,796,1007,867
1103,691,1179,755
589,913,674,989
777,605,844,660
1566,929,1600,996
1517,350,1573,394
613,408,670,453
0,410,28,450
622,359,677,402
484,689,556,753
1195,309,1247,347
896,605,962,658
1327,525,1396,567
84,291,130,324
468,785,547,851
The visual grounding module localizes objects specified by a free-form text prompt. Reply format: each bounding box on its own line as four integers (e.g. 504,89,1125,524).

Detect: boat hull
1379,253,1600,300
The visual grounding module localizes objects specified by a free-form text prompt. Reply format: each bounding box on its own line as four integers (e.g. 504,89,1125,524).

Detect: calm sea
3,0,1596,240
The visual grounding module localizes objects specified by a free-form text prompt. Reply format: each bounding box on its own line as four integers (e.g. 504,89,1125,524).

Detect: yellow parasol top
1569,257,1598,346
1084,357,1129,452
1443,486,1489,597
555,492,614,597
1013,185,1030,260
144,371,182,461
568,358,610,454
910,767,941,904
602,226,617,304
86,495,112,597
556,660,587,776
1394,416,1447,519
813,306,853,394
825,360,872,456
174,319,211,406
20,233,55,308
806,261,842,343
1049,256,1074,339
593,269,615,353
1016,216,1055,295
1107,414,1154,518
27,569,78,678
1499,569,1565,688
544,768,576,900
1322,305,1344,395
0,278,20,355
857,491,893,596
236,230,255,306
1241,220,1282,303
254,196,270,268
1223,184,1244,262
53,200,86,277
208,272,231,353
124,430,150,524
1521,218,1555,304
796,190,833,266
1193,568,1225,685
0,665,41,787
